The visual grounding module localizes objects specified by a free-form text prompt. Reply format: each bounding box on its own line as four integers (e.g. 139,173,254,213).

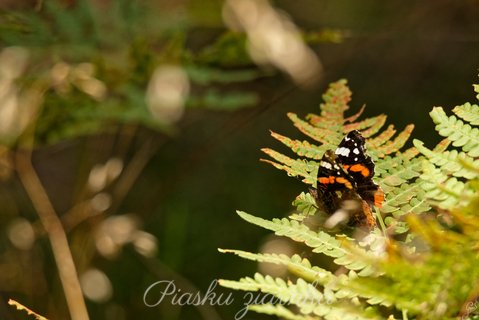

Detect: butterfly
313,130,384,229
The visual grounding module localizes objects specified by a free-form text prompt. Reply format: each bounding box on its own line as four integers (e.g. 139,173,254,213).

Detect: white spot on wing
335,147,350,157
353,148,360,154
320,161,332,169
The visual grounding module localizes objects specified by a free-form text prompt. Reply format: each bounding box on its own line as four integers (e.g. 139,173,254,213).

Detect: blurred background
0,0,478,319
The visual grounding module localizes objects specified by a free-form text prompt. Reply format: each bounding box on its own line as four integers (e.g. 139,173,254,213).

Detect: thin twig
16,150,89,320
111,136,160,212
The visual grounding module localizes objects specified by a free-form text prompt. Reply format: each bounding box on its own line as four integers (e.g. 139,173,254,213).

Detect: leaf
236,211,374,275
270,131,329,160
247,304,317,320
261,149,318,185
453,102,479,125
374,124,414,156
430,107,479,157
291,192,318,219
219,249,334,284
343,115,387,137
413,139,477,179
288,113,338,144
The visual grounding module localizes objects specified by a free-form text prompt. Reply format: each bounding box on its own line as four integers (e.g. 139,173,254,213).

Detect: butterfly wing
315,150,356,214
335,130,384,209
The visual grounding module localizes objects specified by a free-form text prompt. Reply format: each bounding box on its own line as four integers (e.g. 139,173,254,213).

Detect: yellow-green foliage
220,80,479,320
261,80,426,233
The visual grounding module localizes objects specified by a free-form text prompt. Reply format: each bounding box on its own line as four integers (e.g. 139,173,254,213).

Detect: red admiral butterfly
314,130,384,229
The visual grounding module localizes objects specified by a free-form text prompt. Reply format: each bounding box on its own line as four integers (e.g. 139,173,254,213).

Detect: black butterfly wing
334,130,384,209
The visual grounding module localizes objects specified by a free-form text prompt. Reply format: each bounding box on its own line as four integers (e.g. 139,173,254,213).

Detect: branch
15,150,89,320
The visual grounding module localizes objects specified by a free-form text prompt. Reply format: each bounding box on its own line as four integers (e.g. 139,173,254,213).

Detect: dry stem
16,151,89,320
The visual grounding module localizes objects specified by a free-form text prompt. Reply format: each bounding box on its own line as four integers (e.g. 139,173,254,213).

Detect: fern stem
375,208,387,236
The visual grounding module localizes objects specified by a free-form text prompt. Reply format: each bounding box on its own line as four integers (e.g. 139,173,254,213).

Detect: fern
429,107,479,157
262,80,426,232
220,274,381,320
218,249,335,284
414,104,479,210
220,79,479,320
290,192,319,221
453,102,479,125
236,211,375,275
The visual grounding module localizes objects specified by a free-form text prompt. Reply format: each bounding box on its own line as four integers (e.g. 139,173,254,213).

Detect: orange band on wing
335,177,353,189
349,164,370,177
319,176,335,184
319,176,353,189
374,189,385,208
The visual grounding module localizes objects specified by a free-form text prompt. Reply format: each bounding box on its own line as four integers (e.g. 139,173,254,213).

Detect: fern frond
290,192,318,221
270,131,328,160
263,80,417,208
453,102,479,125
343,104,366,123
236,211,374,275
379,182,429,217
221,274,380,320
432,138,452,152
373,124,414,156
343,114,387,137
288,113,339,145
413,140,477,179
219,273,323,307
430,107,479,157
223,79,479,320
349,221,479,319
219,249,334,284
366,124,396,148
317,79,351,119
247,304,317,320
260,149,318,185
376,156,422,190
420,161,473,209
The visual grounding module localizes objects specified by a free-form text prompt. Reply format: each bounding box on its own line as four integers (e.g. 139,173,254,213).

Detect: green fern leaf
373,124,414,156
247,304,317,320
343,114,387,137
270,131,329,160
260,149,317,185
366,124,396,148
288,113,339,145
236,211,374,275
413,140,477,179
430,107,479,157
453,102,479,125
218,249,334,284
221,274,380,320
420,161,473,209
222,79,479,320
380,182,429,217
376,156,422,189
290,192,318,221
317,79,351,118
